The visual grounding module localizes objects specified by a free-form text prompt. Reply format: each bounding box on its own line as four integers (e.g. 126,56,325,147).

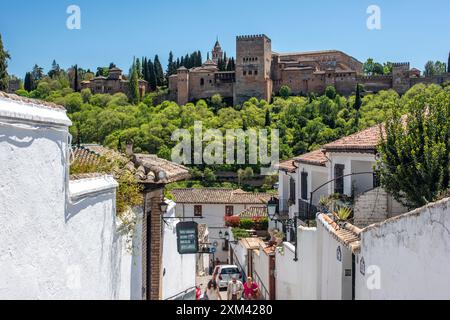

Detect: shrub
232,228,250,240
239,218,254,230
279,85,291,99
224,216,240,228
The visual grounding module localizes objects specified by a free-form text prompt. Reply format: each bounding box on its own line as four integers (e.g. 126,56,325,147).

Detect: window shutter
301,171,308,200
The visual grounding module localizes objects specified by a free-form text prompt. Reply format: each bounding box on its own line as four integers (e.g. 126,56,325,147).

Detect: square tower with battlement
234,34,273,104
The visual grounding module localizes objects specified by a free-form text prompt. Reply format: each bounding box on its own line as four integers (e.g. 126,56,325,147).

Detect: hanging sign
176,221,199,254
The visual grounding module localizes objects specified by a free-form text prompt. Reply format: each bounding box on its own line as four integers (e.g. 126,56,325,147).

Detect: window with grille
334,164,345,194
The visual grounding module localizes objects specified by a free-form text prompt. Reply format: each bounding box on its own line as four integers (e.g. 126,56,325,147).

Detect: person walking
226,276,243,300
243,276,259,300
205,280,222,300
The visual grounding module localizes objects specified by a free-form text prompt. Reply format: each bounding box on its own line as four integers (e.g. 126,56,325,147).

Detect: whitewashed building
278,125,407,228
171,188,272,263
0,93,137,299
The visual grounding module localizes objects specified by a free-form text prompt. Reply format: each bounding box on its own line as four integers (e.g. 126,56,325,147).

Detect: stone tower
212,39,223,64
176,66,189,105
392,62,411,94
234,34,273,105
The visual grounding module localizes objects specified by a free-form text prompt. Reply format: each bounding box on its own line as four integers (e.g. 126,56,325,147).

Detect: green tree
354,84,362,111
448,52,450,73
210,93,223,112
0,33,10,91
31,64,44,82
325,86,337,99
24,72,34,92
279,85,291,99
153,55,164,86
167,51,176,76
73,64,79,92
128,59,140,104
378,88,450,208
203,167,216,182
424,61,436,77
48,59,61,79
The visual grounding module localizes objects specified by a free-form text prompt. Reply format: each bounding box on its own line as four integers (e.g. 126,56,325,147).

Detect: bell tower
212,38,223,64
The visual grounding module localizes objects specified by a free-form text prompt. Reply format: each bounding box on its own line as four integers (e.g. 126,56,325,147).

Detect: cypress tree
167,51,176,76
142,57,148,82
197,50,202,66
73,64,79,92
265,109,271,127
207,52,210,61
136,58,142,79
24,72,33,92
448,52,450,73
0,33,10,91
354,84,362,111
147,59,157,90
153,55,164,86
128,58,140,104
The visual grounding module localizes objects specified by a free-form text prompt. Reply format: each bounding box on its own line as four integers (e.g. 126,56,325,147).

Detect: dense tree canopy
378,84,450,208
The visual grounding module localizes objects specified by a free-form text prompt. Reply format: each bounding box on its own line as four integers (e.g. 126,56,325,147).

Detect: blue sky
1,0,449,77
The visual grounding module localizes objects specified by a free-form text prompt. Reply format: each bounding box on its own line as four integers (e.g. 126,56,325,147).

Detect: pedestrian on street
226,276,243,300
205,280,222,300
243,276,259,300
195,285,203,300
209,259,214,275
215,257,220,267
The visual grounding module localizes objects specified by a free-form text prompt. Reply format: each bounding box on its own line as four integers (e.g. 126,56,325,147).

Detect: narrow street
196,275,227,300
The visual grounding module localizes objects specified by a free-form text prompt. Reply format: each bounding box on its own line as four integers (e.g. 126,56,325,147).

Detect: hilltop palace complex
168,34,450,105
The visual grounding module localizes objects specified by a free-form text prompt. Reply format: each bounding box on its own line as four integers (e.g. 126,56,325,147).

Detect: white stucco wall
356,197,450,300
162,201,196,300
296,226,319,299
275,242,300,300
252,248,271,299
0,101,140,299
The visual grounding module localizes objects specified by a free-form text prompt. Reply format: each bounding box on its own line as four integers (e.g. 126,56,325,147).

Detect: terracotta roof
318,214,361,253
132,153,191,183
171,188,273,204
323,125,383,153
277,159,297,172
263,245,276,255
278,149,328,172
239,237,265,250
295,149,328,167
238,207,268,218
71,144,190,184
0,91,65,110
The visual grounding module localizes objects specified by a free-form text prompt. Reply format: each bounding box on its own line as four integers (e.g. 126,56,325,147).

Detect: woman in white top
205,280,222,300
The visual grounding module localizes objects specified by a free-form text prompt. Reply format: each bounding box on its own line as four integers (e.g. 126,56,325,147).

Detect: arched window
200,78,204,86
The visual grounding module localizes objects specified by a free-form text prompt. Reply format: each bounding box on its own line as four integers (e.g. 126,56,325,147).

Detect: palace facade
168,34,450,105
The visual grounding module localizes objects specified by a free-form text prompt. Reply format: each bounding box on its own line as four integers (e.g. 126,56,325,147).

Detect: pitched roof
238,207,268,218
322,125,383,153
71,144,190,184
171,188,273,204
0,91,65,111
239,237,265,250
295,149,328,166
317,214,361,253
278,149,328,172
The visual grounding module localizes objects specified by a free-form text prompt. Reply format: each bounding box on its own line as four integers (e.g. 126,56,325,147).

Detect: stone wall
353,187,408,228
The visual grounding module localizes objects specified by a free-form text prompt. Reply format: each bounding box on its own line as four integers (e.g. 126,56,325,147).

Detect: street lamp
224,231,230,241
267,197,277,220
159,201,168,213
219,230,223,239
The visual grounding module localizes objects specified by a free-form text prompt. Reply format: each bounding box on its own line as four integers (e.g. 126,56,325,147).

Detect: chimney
126,142,134,156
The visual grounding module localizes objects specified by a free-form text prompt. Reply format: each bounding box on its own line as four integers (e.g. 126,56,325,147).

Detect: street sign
176,221,199,254
210,247,217,254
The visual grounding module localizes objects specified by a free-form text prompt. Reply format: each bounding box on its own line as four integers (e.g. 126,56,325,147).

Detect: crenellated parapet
236,34,271,42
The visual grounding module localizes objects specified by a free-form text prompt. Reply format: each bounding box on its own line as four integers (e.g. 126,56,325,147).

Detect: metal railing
298,199,318,221
252,270,269,300
164,286,197,300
